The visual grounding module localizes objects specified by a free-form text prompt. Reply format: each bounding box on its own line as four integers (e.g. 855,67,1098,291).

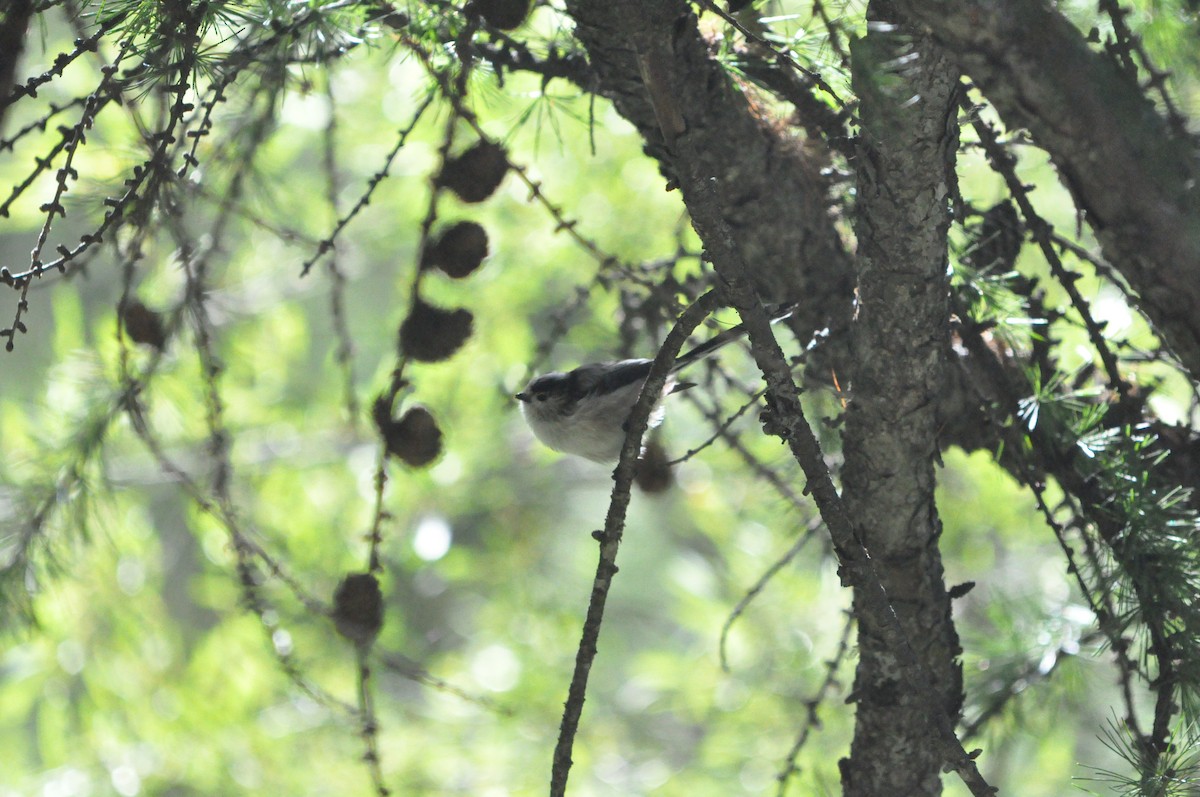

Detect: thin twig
356,650,390,796
321,71,360,424
550,290,722,797
775,610,854,796
299,92,437,277
963,89,1129,403
670,387,765,465
719,514,823,672
697,0,851,111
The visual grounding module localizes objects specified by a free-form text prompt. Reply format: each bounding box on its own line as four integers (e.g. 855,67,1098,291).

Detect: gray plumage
516,307,791,462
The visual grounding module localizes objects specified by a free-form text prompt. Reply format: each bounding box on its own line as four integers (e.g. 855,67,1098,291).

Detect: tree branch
894,0,1200,378
550,289,722,797
563,0,855,346
627,6,994,792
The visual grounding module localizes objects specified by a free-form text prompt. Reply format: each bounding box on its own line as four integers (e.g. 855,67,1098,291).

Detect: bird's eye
535,393,548,402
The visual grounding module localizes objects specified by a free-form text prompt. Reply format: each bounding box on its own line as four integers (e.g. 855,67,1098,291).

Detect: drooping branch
550,290,722,796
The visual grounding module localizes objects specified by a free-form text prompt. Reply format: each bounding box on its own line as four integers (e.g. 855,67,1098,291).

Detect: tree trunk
840,4,964,794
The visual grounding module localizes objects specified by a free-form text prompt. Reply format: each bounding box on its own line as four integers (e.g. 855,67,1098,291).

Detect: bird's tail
672,302,795,372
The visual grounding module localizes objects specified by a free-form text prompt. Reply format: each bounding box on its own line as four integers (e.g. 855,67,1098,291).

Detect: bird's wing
572,359,653,397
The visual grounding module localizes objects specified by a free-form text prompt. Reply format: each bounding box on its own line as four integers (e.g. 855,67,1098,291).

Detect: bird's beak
515,392,529,403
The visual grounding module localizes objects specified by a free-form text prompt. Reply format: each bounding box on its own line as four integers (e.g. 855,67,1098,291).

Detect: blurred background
2,1,1196,795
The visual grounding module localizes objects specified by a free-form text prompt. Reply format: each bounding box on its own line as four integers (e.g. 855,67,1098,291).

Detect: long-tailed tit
516,306,793,463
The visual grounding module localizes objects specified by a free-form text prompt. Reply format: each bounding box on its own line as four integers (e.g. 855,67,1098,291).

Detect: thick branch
627,13,994,794
563,0,855,339
894,0,1200,378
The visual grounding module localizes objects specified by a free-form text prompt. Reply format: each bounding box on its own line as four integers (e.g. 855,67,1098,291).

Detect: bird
516,305,792,463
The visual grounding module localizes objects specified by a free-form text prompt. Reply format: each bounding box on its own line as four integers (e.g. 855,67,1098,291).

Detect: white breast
521,376,675,463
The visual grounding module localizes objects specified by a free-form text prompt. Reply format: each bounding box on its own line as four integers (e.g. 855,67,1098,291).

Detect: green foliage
1083,719,1200,797
2,0,1200,795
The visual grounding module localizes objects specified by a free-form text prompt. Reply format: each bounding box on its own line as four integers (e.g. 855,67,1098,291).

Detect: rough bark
622,12,993,789
549,0,1197,791
839,5,963,795
552,0,1200,519
563,0,855,338
893,0,1200,379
